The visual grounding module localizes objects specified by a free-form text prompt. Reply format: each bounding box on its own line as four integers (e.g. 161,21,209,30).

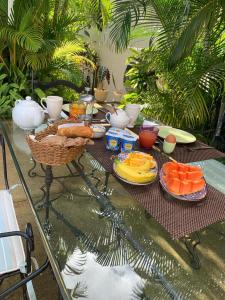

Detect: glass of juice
139,126,159,149
69,102,86,118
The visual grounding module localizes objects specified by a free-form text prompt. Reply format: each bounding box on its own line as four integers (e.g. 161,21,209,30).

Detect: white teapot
105,109,130,129
12,96,46,130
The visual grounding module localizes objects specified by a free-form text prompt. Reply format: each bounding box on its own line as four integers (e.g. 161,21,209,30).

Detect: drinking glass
69,102,86,118
139,126,159,149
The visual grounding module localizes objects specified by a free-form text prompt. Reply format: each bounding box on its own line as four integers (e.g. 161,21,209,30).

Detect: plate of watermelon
160,162,207,202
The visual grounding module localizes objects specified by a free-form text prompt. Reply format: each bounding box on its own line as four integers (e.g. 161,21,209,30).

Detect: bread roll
41,135,67,146
64,137,94,147
57,126,93,138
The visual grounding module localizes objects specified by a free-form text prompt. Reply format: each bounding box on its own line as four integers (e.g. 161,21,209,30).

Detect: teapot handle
105,112,111,123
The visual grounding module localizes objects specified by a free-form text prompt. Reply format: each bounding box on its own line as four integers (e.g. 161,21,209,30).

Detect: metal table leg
182,233,201,269
1,135,9,190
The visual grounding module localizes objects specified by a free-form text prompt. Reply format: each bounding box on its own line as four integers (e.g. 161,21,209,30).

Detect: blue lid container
105,132,121,151
121,134,137,152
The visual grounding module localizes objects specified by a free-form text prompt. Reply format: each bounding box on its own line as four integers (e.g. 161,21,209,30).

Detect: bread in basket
26,120,92,166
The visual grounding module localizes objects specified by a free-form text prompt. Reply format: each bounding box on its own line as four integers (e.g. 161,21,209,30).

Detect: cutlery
97,107,108,114
91,119,106,123
93,123,111,127
152,145,177,163
185,146,213,152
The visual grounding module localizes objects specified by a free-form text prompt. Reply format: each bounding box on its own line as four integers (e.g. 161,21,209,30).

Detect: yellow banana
115,163,156,183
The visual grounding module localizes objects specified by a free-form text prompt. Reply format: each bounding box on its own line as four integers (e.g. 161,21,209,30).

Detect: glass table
1,120,225,300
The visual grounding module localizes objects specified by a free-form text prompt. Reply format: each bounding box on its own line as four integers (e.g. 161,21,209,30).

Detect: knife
152,145,177,163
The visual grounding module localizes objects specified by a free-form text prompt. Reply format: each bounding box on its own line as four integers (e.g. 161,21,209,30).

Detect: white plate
62,103,98,115
158,126,196,143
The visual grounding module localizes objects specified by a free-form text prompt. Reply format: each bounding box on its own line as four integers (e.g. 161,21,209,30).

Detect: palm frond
54,41,86,58
168,0,222,67
199,62,225,96
24,51,52,70
110,0,150,51
0,26,43,51
131,281,149,300
53,41,95,69
89,0,112,30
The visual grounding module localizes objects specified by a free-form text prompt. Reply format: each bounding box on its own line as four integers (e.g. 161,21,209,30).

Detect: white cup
125,104,141,128
41,96,63,120
163,141,176,154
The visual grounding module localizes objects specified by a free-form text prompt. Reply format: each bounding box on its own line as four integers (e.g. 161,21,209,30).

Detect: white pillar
8,0,14,18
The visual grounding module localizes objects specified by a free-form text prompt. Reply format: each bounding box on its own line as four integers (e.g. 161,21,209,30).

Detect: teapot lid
24,96,35,106
18,96,40,107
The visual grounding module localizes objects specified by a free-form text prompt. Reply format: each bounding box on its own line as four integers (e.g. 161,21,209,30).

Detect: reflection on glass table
2,120,225,300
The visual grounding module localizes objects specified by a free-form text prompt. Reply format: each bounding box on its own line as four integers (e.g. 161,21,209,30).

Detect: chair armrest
0,230,30,240
0,259,49,299
0,223,34,273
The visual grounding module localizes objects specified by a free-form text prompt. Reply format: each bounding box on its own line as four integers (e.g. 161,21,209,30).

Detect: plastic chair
0,134,49,299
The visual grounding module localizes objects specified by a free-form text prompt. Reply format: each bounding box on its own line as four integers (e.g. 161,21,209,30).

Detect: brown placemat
171,141,225,163
87,138,225,239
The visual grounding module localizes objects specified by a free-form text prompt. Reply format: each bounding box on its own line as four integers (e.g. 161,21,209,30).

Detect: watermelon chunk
187,170,203,181
191,179,205,193
178,171,187,181
188,165,202,172
162,161,205,195
166,177,181,195
178,163,189,173
179,180,192,195
162,162,178,175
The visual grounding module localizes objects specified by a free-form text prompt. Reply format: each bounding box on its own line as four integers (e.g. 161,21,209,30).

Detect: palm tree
0,0,95,86
110,0,225,143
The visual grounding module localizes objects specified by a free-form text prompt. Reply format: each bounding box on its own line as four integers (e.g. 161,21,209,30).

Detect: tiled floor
0,146,58,299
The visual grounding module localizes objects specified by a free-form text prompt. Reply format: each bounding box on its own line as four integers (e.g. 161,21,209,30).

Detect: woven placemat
87,138,225,239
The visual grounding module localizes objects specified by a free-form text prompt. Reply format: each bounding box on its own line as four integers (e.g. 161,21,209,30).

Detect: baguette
57,126,93,138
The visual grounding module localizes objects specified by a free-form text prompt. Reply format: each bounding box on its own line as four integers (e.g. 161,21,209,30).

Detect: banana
115,163,156,183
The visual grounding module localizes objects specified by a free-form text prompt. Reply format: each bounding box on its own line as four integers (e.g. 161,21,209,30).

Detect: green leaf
168,1,220,67
0,73,7,81
34,88,46,100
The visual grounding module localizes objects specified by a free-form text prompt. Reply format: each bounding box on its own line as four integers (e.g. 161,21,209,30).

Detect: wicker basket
26,121,84,166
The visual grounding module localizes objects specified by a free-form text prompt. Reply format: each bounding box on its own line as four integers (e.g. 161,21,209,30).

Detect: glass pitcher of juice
139,126,159,149
69,101,86,119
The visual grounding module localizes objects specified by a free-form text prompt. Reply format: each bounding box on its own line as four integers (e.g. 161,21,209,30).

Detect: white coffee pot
12,96,46,130
105,109,130,129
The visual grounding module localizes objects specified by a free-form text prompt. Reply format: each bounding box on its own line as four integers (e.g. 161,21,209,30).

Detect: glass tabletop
1,120,225,300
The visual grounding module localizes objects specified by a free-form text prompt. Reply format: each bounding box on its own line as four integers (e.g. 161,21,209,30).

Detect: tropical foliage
0,1,95,81
0,64,28,117
111,0,225,143
0,0,112,113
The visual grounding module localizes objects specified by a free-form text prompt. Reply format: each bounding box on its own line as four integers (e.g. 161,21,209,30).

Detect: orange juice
70,102,86,118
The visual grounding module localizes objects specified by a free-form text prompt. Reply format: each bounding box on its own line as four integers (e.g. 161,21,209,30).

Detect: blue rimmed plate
159,168,207,202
